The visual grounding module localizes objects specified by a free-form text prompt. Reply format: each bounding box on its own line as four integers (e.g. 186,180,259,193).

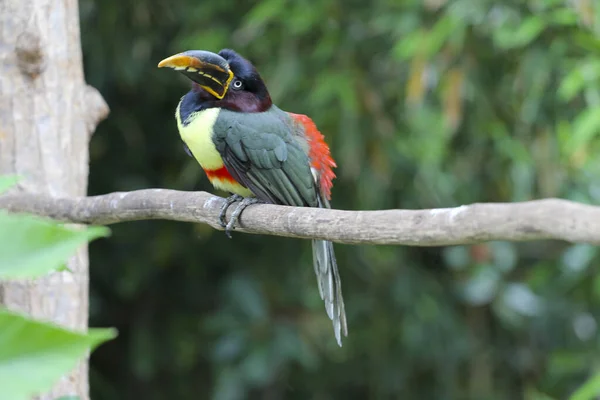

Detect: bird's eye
232,79,243,90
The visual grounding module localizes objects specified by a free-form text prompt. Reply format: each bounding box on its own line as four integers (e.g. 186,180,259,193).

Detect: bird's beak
158,50,234,99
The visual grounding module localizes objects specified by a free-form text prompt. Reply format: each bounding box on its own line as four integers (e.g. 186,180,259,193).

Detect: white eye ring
232,79,243,89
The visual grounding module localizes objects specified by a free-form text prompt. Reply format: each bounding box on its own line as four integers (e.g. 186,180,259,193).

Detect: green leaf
558,69,585,101
548,8,578,26
0,212,110,279
558,61,600,102
570,371,600,400
0,309,117,400
566,107,600,155
244,0,284,28
422,14,460,58
393,14,461,61
494,16,546,49
392,30,424,60
0,175,19,194
548,350,589,379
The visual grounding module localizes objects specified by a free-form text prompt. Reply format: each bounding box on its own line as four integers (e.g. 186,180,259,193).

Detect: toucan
158,49,347,346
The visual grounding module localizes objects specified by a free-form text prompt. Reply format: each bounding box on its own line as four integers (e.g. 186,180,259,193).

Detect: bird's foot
224,197,261,238
218,194,244,228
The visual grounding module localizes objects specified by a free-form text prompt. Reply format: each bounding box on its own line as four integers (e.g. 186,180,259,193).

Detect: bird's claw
224,197,261,238
219,194,244,228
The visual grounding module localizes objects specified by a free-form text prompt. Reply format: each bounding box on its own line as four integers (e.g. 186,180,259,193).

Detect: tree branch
0,189,598,246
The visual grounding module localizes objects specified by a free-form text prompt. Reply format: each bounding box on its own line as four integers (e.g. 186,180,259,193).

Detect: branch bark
1,189,598,246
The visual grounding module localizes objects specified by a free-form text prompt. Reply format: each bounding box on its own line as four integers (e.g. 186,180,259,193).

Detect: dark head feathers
219,49,270,98
188,49,272,113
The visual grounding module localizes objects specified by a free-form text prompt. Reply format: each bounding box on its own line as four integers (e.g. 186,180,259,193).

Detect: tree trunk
0,0,108,399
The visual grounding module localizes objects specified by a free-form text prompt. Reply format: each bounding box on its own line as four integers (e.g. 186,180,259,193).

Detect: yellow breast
175,102,253,197
176,104,224,170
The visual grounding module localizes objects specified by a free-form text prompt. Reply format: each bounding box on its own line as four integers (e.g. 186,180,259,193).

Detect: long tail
312,196,348,346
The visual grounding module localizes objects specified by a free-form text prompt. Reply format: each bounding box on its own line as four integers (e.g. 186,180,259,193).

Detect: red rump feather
204,166,238,183
289,113,336,200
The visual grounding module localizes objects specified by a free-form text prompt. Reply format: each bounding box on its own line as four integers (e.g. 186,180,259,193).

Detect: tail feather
312,239,347,346
312,195,348,346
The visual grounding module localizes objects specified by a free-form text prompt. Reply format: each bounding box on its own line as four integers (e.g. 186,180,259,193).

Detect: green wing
214,107,348,346
212,107,318,207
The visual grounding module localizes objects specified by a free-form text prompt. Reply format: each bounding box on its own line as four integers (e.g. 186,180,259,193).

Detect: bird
158,48,347,346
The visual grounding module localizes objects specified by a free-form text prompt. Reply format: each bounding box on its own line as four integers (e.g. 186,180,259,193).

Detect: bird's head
158,49,272,112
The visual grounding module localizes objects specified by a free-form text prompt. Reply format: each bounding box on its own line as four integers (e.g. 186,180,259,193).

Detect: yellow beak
158,51,234,99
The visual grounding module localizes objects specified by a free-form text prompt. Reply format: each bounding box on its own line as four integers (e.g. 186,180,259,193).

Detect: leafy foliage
0,212,110,279
0,310,116,400
571,371,600,400
0,176,116,399
79,0,600,399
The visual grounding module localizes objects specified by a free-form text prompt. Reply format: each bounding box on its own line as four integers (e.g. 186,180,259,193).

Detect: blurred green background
80,0,600,399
